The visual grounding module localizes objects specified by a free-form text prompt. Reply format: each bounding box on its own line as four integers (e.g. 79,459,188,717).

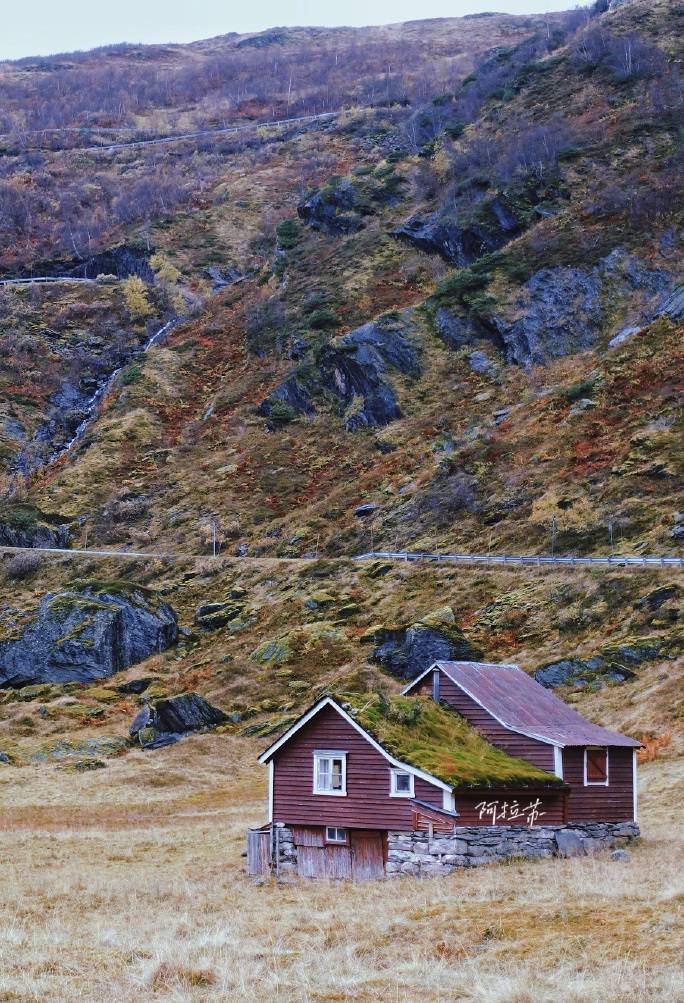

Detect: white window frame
584,747,609,786
390,768,415,798
325,826,348,844
313,750,347,796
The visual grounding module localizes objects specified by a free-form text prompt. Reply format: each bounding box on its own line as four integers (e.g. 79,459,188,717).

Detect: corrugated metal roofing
433,661,641,748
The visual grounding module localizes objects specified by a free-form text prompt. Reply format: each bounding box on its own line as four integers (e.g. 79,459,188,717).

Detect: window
584,747,609,785
325,826,348,844
313,751,347,795
390,768,414,797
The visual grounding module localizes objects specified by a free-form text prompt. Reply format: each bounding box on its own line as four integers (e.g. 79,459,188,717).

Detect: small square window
325,826,348,844
390,769,414,797
585,747,608,785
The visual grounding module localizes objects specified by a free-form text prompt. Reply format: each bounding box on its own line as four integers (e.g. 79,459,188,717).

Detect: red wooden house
250,661,640,880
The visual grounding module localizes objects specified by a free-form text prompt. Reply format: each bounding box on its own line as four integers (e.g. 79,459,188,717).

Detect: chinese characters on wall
473,797,545,827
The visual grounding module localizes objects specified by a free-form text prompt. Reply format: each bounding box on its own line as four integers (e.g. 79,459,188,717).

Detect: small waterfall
48,317,179,465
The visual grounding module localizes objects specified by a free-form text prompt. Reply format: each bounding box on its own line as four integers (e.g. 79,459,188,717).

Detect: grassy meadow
1,731,683,1003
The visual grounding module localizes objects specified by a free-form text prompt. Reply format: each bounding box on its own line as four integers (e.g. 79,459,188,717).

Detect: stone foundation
259,821,640,879
273,825,298,876
386,822,640,877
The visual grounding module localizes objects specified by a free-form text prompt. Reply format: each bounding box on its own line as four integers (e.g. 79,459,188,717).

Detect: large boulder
0,583,178,689
129,692,228,749
370,607,481,680
259,313,421,432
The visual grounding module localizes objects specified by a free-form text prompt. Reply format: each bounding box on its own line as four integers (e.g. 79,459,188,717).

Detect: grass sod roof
336,693,562,789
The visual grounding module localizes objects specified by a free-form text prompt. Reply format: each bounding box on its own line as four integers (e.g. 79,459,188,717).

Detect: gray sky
3,0,588,61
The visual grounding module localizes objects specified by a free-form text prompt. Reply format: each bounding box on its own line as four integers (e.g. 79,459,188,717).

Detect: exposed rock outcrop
10,243,154,282
194,600,246,629
0,583,177,688
534,632,680,690
492,249,678,366
394,196,522,267
657,283,684,323
534,657,635,689
259,312,420,431
129,692,228,749
369,607,480,680
298,179,365,235
0,504,71,549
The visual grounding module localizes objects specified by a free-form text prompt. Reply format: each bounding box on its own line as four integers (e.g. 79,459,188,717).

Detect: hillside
1,2,684,997
1,0,682,754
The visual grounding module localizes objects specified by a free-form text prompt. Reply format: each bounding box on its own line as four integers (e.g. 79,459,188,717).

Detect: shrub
268,401,299,425
120,364,143,386
122,276,153,320
432,268,490,308
4,552,42,579
276,218,301,250
306,308,339,331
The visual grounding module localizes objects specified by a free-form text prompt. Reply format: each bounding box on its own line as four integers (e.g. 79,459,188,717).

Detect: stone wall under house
386,822,640,877
262,822,640,878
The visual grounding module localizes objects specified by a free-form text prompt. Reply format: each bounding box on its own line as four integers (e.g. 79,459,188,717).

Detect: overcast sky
3,0,588,61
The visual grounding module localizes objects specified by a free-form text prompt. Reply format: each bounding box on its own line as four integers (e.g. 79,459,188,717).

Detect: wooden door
351,830,385,881
247,829,271,876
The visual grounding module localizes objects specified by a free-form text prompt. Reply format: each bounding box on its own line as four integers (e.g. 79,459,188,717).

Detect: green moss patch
338,693,561,789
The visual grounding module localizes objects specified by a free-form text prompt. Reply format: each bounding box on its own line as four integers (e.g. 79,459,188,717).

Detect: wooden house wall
453,787,567,825
271,704,445,829
415,671,556,771
563,747,635,822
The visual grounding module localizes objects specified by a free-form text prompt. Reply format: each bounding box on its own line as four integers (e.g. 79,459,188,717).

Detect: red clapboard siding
272,704,445,829
453,788,567,826
563,747,635,822
416,672,556,771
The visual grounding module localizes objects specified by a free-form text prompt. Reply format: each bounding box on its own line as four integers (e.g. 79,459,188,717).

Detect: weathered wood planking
564,747,634,822
247,828,271,876
272,705,445,829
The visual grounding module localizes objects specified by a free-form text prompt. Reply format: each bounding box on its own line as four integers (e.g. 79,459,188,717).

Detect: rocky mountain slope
0,0,683,767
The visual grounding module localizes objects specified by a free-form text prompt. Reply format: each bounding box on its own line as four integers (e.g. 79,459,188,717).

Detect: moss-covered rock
194,601,245,629
303,590,338,610
371,607,481,680
0,584,177,689
251,622,351,668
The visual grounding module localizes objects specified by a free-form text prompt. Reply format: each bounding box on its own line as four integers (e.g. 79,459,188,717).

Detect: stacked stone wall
386,822,640,877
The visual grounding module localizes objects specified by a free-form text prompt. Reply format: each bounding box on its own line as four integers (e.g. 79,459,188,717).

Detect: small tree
150,253,182,286
122,276,153,320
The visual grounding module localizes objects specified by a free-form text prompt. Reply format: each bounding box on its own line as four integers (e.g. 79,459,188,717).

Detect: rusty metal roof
434,661,641,748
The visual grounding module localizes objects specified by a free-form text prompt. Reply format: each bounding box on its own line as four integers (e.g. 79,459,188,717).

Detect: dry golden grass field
1,731,683,1003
